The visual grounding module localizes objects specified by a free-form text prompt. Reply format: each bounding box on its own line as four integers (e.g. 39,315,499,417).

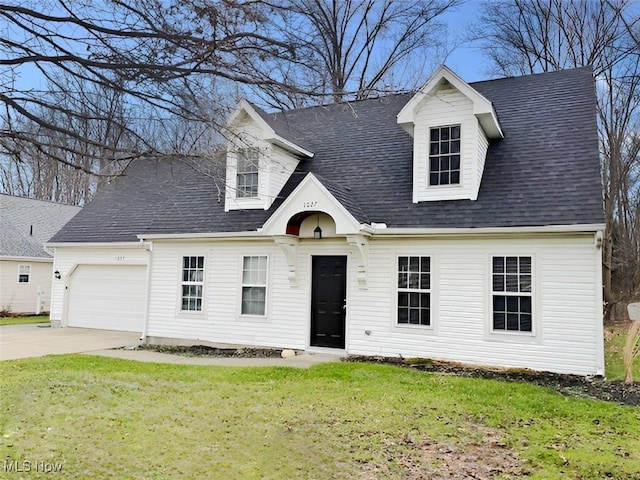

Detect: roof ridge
0,193,81,208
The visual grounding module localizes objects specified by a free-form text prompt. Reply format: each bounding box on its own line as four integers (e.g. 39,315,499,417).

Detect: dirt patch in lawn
361,425,525,480
347,356,640,406
136,344,286,358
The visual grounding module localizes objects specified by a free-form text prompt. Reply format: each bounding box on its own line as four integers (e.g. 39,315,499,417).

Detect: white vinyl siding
143,234,602,376
0,260,52,314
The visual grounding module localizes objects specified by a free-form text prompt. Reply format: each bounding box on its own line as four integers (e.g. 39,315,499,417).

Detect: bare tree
475,0,640,316
252,0,462,108
0,0,299,174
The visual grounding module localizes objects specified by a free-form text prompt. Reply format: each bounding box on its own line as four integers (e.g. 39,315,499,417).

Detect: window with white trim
18,265,30,283
241,256,267,315
429,125,461,186
181,256,204,312
236,148,259,198
491,256,532,332
397,256,431,326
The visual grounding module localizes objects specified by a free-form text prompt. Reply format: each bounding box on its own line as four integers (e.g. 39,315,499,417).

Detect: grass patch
605,326,640,381
1,356,639,479
0,315,49,326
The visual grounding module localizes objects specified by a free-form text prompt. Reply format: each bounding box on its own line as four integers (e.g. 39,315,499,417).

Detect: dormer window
236,148,259,198
429,125,461,186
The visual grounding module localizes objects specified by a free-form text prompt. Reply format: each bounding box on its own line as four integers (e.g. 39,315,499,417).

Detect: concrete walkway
0,323,140,360
88,348,341,368
0,323,341,368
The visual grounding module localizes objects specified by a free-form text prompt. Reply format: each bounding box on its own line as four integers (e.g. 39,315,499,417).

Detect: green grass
1,357,638,479
0,315,49,326
605,326,640,381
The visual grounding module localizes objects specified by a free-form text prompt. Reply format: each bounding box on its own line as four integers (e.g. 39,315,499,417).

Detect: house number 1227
303,201,318,208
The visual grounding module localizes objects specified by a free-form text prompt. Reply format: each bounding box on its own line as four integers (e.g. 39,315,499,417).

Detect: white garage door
68,265,146,332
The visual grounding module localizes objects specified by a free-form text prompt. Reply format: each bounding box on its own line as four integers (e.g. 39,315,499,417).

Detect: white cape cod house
46,66,606,376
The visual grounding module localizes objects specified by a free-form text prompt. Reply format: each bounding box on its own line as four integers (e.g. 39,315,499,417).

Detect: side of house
0,258,53,314
0,194,80,314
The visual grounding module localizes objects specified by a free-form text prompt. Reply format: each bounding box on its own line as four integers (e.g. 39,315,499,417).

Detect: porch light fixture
313,214,322,239
54,270,61,280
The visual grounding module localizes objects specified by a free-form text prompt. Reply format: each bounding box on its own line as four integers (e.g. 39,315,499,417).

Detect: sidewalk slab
85,348,341,368
0,324,140,361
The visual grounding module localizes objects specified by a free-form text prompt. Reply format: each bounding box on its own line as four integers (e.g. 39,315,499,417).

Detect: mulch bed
346,355,640,406
136,344,285,358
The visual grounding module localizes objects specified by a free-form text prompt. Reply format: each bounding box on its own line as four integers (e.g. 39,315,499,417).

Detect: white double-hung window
241,256,267,316
181,256,204,312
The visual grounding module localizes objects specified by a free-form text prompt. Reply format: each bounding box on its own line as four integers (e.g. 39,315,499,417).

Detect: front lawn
1,356,638,479
0,315,49,326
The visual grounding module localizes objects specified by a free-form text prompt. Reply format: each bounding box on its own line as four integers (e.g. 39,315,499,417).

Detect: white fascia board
374,223,606,236
44,242,146,248
136,231,263,241
397,64,504,139
267,135,314,158
0,256,53,263
227,99,314,158
261,172,363,236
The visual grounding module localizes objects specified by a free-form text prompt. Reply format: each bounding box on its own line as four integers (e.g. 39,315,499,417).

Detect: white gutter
373,223,606,236
137,231,263,241
0,255,53,263
44,241,146,248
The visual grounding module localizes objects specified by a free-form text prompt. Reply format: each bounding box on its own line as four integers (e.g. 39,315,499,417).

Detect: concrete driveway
0,323,140,361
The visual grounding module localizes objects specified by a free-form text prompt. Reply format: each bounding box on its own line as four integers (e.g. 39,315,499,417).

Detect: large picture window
492,256,532,332
236,148,259,198
397,256,431,326
181,256,204,312
429,125,461,186
242,256,267,315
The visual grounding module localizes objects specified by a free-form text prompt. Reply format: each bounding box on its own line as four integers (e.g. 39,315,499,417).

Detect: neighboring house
0,194,80,314
46,66,605,375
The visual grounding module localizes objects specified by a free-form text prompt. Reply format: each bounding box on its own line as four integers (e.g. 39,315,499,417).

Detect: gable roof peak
397,64,504,139
225,99,314,158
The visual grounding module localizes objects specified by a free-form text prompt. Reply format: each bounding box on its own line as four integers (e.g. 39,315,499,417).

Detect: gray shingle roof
50,67,603,243
0,194,81,257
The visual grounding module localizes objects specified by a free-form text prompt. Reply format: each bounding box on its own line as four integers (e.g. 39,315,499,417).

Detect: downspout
594,230,605,377
140,240,153,342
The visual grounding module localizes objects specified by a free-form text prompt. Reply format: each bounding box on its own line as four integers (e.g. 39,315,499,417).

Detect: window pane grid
181,256,204,312
237,149,259,198
241,256,267,315
491,256,532,332
397,256,431,326
18,265,30,283
429,125,461,186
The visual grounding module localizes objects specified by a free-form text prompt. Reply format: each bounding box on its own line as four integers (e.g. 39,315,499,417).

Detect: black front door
310,256,347,348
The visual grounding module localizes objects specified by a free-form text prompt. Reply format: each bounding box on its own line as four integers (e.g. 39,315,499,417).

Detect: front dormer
224,100,313,211
397,66,503,203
